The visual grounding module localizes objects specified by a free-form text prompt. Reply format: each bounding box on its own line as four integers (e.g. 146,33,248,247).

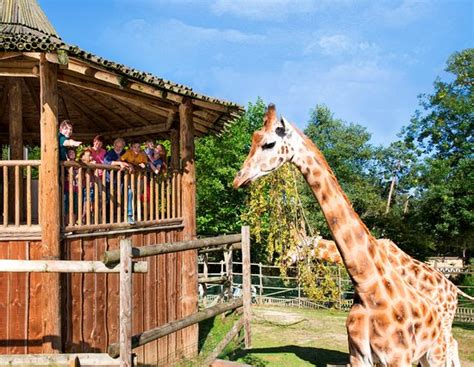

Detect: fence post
297,267,301,308
337,265,342,311
242,226,252,349
224,246,233,299
120,238,133,367
258,263,263,304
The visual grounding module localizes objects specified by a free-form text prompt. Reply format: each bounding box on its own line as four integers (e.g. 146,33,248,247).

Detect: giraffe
233,104,451,366
287,236,473,366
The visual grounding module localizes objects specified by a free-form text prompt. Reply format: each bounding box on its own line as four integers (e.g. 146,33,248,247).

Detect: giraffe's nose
233,170,246,189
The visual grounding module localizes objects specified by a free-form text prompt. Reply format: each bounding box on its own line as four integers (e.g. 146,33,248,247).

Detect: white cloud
303,33,380,58
369,0,431,27
129,18,265,44
211,0,316,21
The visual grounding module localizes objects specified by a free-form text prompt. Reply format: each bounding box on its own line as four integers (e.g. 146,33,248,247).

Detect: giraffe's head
233,104,296,188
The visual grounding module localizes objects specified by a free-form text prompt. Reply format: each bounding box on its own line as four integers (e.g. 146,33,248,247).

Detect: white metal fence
198,260,474,323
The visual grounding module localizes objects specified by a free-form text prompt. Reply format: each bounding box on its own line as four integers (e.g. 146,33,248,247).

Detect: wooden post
179,98,198,357
39,54,62,352
241,226,251,349
120,238,133,367
8,78,23,223
258,263,263,304
337,265,342,310
297,266,301,308
224,247,233,299
170,126,180,170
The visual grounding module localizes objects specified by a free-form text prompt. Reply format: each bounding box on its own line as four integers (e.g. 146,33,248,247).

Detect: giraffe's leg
346,304,372,367
449,337,460,367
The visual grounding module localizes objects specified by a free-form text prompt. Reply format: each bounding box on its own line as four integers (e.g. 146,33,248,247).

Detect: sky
39,0,472,146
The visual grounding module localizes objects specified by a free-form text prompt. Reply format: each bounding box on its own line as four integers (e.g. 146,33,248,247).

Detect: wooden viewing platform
0,0,245,365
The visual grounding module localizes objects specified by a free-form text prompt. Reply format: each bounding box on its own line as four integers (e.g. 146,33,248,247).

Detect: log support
39,54,62,352
179,98,198,357
8,78,23,222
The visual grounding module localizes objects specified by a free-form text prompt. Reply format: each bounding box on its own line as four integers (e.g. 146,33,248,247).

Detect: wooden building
0,1,243,364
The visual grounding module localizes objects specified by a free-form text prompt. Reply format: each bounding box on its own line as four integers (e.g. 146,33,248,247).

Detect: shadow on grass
453,321,474,331
228,345,349,366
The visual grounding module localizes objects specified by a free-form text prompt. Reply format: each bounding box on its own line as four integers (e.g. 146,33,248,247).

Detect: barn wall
0,227,194,365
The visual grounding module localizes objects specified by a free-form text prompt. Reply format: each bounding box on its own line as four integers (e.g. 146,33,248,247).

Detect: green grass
204,306,474,367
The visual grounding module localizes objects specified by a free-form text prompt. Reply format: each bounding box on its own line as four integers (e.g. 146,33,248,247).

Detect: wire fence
198,260,474,323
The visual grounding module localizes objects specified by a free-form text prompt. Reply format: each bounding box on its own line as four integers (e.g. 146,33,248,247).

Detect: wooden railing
0,228,252,366
0,160,40,230
61,162,182,232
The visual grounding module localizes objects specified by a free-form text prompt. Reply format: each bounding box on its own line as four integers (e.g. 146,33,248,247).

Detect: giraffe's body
233,105,453,366
288,237,469,366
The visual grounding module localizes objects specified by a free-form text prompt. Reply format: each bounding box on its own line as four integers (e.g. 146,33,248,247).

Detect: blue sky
40,0,472,146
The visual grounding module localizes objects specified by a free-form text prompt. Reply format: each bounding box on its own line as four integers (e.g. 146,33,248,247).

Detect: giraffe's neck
290,133,385,287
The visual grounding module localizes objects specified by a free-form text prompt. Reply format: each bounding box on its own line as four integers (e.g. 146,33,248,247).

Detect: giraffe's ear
275,115,287,137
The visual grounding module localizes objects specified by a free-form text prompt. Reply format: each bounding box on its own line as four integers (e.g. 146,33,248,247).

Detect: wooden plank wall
0,228,189,366
0,241,44,354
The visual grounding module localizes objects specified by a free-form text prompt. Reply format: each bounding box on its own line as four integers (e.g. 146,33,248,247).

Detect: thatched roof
0,0,244,144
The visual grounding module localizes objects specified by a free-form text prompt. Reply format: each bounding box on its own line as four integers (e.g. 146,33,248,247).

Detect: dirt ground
226,305,474,367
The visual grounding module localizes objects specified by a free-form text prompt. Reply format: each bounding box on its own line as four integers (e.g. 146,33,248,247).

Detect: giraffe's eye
261,142,276,150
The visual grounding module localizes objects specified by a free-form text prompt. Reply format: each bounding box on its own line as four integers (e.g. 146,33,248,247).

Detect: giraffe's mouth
233,171,257,189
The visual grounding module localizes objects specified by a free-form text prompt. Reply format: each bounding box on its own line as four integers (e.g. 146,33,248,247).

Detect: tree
302,105,386,238
195,98,266,236
400,49,474,257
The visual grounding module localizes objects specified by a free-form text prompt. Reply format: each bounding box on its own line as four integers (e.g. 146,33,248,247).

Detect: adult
104,138,130,170
88,135,106,164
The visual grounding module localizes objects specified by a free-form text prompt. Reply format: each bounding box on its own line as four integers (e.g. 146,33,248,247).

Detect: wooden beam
39,54,62,353
27,53,185,104
110,97,151,126
108,298,243,359
8,78,23,223
192,99,230,113
0,67,37,77
0,86,7,122
71,87,132,127
0,259,147,273
202,318,245,366
60,65,178,111
100,122,168,140
8,78,23,160
179,98,198,357
170,125,180,169
102,233,242,265
60,89,115,130
0,52,23,61
0,60,38,69
57,72,174,117
24,78,41,115
59,95,70,120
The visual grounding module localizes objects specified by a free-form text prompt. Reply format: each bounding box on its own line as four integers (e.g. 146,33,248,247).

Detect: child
64,149,78,225
144,139,155,162
79,150,96,223
149,144,168,174
59,120,82,161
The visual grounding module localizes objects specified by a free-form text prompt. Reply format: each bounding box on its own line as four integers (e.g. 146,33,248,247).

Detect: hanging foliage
241,162,340,304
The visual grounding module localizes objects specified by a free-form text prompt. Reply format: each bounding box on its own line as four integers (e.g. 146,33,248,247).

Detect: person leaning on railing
120,141,148,224
59,120,81,225
58,120,81,161
103,138,131,223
